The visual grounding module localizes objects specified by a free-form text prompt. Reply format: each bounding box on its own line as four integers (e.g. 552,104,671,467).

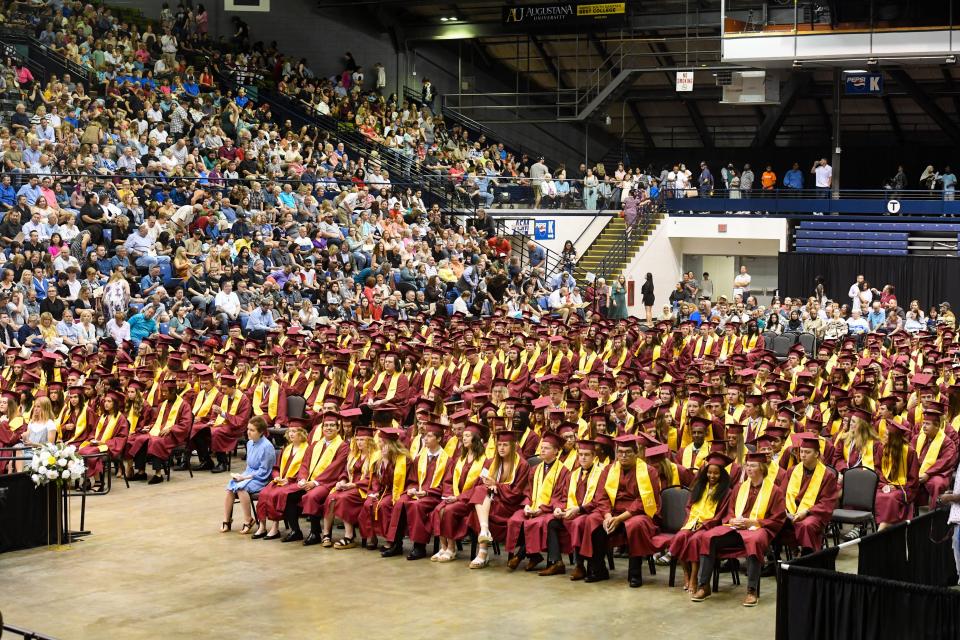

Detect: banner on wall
225,0,270,12
534,220,556,240
502,2,626,30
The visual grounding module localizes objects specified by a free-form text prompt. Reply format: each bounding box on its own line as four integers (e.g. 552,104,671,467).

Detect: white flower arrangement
28,442,85,487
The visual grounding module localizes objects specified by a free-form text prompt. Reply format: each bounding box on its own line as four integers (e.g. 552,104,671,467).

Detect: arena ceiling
317,0,960,152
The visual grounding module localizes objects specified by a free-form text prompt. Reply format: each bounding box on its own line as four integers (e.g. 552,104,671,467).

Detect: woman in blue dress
221,416,276,534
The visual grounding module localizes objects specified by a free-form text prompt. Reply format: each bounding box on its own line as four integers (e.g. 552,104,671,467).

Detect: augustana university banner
502,2,627,30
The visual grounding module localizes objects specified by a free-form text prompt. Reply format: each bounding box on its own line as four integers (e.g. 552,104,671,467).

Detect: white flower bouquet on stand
28,442,85,548
28,442,86,487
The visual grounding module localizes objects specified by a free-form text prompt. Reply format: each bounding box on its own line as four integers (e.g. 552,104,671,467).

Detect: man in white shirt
811,158,832,197
846,308,870,335
125,223,171,269
452,290,472,316
213,280,242,334
848,274,865,306
548,286,574,321
733,265,752,300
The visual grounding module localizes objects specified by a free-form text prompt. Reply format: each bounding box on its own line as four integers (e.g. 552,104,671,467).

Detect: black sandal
219,520,232,533
239,520,256,535
321,534,334,548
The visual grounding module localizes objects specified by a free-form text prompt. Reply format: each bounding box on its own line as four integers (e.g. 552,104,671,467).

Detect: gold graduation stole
459,359,485,386
421,367,437,395
694,334,716,358
307,379,330,412
452,455,485,496
149,397,184,436
577,351,598,374
682,491,720,530
502,361,523,382
551,351,566,375
252,380,281,419
720,335,739,359
443,433,459,457
279,442,308,479
604,462,657,517
213,391,244,427
561,448,577,470
730,476,775,524
565,462,605,509
79,413,121,450
785,462,826,515
415,448,449,493
917,429,946,475
530,459,563,510
681,444,710,471
390,456,407,502
881,444,909,486
371,371,401,401
844,437,876,470
192,388,220,419
740,334,760,352
410,433,424,459
307,436,344,480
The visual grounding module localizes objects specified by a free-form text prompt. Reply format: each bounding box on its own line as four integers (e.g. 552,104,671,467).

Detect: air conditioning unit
714,70,733,86
721,70,780,104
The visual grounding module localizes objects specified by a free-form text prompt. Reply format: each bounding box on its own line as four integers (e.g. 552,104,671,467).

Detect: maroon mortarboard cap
689,416,712,430
628,397,656,415
464,422,487,438
704,451,733,467
259,365,277,374
415,399,434,414
372,407,396,423
531,397,552,410
613,434,640,448
496,430,520,443
67,385,85,397
340,408,363,420
354,425,376,438
576,438,598,450
745,451,768,463
221,373,237,385
793,433,821,451
540,430,564,450
849,408,872,422
745,394,763,406
105,389,125,403
923,407,944,420
424,422,446,437
449,409,472,423
725,423,744,434
912,373,933,387
378,427,403,441
161,378,179,389
644,444,670,460
286,417,312,430
764,425,788,438
886,420,912,436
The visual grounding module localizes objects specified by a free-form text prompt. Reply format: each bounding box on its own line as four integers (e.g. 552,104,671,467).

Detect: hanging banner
502,2,626,30
676,71,694,92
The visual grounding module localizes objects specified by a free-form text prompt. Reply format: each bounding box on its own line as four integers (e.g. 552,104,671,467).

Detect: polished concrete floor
0,471,835,640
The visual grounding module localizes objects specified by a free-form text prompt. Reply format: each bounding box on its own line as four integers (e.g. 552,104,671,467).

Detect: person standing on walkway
609,275,628,320
641,272,655,324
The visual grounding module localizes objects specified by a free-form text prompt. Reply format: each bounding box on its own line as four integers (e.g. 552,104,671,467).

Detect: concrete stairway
575,213,665,282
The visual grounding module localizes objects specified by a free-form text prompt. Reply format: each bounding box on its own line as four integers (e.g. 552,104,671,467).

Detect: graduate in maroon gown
664,451,733,593
468,430,531,569
382,422,449,560
252,422,310,540
780,433,839,554
504,430,570,572
324,425,380,548
183,369,224,471
913,407,959,510
580,433,662,587
367,426,409,551
299,411,350,546
76,390,129,481
209,373,254,473
140,378,194,485
430,422,488,562
537,439,611,579
691,451,786,607
875,420,920,529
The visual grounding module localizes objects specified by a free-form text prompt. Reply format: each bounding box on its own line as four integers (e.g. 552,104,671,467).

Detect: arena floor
0,472,849,639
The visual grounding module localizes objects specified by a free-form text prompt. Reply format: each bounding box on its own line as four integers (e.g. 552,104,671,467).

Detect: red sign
718,224,727,233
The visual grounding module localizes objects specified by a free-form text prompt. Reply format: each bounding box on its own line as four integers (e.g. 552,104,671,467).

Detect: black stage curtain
0,473,58,553
776,510,960,640
776,565,960,640
858,509,959,587
777,253,960,310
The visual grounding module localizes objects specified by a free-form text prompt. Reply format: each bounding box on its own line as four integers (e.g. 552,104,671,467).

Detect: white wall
623,215,789,317
487,211,612,270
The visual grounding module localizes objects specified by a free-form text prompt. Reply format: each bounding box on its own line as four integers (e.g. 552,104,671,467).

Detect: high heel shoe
478,529,493,544
219,520,232,533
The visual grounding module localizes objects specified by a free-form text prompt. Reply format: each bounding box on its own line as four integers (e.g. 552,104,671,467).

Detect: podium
0,473,59,553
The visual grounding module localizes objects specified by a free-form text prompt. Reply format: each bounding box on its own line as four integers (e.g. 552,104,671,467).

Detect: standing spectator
733,265,751,300
641,272,655,324
942,166,957,201
783,162,804,191
421,78,435,110
527,241,545,269
608,275,628,320
811,158,833,197
740,164,754,195
848,274,865,307
373,62,386,94
530,157,548,208
700,272,714,301
698,162,713,197
761,165,777,191
561,240,577,275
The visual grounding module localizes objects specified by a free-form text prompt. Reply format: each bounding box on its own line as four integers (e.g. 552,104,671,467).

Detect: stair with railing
577,212,666,282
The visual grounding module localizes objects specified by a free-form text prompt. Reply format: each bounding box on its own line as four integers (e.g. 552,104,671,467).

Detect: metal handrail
1,623,60,640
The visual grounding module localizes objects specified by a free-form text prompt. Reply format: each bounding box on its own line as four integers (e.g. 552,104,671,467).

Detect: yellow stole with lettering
416,448,449,492
917,429,946,475
682,491,721,530
212,391,244,427
252,380,281,419
279,442,308,479
730,477,775,524
452,455,486,497
80,413,121,451
307,436,343,480
149,397,184,436
530,459,563,510
565,462,605,508
785,462,826,515
604,462,657,517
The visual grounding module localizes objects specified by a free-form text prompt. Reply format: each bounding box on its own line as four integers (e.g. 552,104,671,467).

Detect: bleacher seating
794,220,960,256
